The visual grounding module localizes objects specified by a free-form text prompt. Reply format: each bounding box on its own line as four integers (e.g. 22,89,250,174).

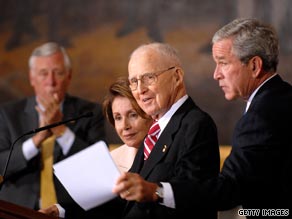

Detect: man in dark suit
110,42,220,219
186,18,292,218
0,42,105,211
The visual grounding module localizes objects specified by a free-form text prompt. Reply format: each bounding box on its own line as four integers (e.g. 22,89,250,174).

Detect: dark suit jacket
188,75,292,218
124,97,219,219
66,97,220,219
0,94,105,210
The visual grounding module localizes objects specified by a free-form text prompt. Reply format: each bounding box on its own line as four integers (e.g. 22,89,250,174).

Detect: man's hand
38,204,60,217
33,93,66,147
36,93,63,125
112,172,158,202
32,106,52,148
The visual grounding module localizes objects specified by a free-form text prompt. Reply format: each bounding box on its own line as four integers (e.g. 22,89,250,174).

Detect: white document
53,141,120,210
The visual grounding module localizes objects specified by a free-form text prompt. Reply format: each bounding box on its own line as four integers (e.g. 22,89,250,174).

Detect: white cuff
22,138,39,160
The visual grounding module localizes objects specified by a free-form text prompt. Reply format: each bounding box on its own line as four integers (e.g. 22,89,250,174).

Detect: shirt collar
245,73,277,113
157,94,188,136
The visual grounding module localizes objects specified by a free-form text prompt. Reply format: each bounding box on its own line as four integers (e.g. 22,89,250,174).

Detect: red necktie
144,121,160,160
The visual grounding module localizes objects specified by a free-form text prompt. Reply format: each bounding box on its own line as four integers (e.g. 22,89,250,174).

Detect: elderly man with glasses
110,42,220,219
44,42,220,219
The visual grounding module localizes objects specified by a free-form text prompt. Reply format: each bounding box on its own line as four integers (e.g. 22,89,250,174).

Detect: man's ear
174,67,184,82
250,56,262,78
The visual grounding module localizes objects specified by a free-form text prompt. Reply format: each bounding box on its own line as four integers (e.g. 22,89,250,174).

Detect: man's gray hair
212,18,279,72
28,42,71,70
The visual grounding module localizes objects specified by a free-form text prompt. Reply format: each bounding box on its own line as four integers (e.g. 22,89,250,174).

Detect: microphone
0,111,93,188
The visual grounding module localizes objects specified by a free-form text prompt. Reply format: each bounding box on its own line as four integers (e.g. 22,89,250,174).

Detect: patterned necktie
40,135,57,208
144,121,160,160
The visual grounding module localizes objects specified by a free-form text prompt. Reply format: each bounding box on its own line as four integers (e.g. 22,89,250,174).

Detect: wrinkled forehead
128,49,172,78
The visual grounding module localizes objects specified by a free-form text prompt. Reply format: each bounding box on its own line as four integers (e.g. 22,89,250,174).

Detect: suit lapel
62,95,75,119
123,98,196,216
129,147,144,173
59,95,78,130
139,97,195,178
24,97,39,133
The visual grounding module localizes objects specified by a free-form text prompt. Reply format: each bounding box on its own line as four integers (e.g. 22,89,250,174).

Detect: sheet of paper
53,141,120,210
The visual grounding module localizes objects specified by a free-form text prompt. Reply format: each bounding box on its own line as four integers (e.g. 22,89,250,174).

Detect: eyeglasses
129,66,176,91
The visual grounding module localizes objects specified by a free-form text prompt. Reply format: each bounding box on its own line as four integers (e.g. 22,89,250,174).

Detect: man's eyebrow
214,55,226,61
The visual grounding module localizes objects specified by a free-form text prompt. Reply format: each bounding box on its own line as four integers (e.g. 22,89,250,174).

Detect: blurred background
1,0,292,145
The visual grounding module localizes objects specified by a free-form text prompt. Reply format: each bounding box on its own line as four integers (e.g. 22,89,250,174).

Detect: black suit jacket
188,75,292,218
124,97,220,219
0,94,105,209
66,97,220,219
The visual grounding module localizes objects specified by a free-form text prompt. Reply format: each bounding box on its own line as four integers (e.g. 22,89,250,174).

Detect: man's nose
213,65,221,80
136,79,147,93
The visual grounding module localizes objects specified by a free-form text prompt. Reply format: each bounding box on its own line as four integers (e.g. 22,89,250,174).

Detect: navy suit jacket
188,75,292,217
227,75,292,210
0,94,105,209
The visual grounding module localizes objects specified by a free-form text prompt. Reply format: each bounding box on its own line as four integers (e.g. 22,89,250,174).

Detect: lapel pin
162,145,167,152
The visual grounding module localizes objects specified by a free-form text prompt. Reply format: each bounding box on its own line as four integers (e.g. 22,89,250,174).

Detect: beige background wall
1,0,292,145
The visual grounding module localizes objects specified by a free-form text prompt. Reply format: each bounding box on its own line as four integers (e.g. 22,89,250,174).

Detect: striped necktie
144,121,160,160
